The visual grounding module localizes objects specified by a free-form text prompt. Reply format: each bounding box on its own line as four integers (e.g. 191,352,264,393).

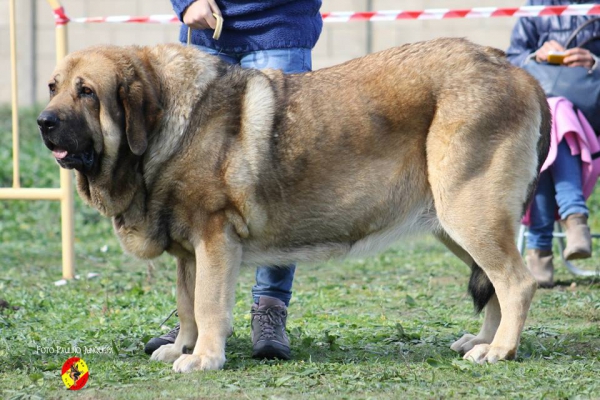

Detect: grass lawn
0,106,598,399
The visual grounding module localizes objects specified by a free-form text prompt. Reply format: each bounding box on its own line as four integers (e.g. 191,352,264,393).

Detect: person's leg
252,266,295,306
239,48,312,359
240,48,312,306
550,140,591,260
527,170,557,252
240,48,312,74
251,265,295,359
526,170,556,288
551,140,588,219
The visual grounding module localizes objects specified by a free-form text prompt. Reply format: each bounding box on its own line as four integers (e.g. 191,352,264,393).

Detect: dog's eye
49,83,56,96
81,87,94,97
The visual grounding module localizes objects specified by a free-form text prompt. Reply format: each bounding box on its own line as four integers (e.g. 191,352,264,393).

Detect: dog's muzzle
37,110,98,173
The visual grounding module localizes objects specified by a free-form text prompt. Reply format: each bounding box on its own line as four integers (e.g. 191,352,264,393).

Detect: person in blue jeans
506,0,600,287
144,0,322,359
525,141,591,287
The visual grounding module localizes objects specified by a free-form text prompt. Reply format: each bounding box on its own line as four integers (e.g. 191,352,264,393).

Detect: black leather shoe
144,323,180,355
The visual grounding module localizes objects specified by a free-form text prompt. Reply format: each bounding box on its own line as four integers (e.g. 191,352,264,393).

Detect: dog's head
37,46,162,175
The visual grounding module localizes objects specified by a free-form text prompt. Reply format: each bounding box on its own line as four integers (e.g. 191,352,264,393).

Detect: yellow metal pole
9,0,20,189
47,0,75,280
0,188,63,200
57,15,75,280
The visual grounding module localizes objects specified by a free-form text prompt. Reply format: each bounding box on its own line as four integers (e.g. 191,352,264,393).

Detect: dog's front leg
173,216,241,372
151,257,198,363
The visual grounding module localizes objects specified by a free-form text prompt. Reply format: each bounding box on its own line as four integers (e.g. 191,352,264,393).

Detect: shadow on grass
520,329,600,361
223,328,457,369
221,322,599,371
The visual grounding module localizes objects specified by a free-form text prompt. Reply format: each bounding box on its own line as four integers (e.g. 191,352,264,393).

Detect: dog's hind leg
427,108,542,363
435,232,502,354
431,166,537,363
434,178,537,363
150,257,198,363
173,214,242,372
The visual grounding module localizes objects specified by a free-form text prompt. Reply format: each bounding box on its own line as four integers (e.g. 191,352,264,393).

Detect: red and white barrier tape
51,5,600,25
322,4,600,21
50,5,69,25
69,15,180,24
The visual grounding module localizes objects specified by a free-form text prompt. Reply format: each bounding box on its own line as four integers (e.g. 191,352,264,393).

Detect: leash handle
187,13,223,44
564,17,600,49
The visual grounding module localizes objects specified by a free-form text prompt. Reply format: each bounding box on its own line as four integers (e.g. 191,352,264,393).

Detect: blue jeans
528,140,589,250
194,45,312,74
195,46,312,306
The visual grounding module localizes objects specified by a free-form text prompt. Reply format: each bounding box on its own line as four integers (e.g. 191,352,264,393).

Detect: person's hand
563,47,595,68
183,0,221,30
535,40,565,62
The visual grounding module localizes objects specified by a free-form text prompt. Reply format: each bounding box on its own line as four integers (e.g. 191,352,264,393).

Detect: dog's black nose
37,111,60,133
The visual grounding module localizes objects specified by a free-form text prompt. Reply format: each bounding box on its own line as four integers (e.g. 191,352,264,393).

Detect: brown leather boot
251,296,290,360
562,213,592,261
525,249,554,288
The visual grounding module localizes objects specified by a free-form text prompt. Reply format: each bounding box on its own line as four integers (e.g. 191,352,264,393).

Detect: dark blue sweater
170,0,323,53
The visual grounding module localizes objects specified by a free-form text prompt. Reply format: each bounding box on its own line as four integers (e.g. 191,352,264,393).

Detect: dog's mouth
48,144,97,173
52,148,68,160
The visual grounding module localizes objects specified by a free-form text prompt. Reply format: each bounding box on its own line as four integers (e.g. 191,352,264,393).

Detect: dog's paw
150,344,182,363
463,344,516,364
451,333,491,355
450,334,476,354
173,353,226,372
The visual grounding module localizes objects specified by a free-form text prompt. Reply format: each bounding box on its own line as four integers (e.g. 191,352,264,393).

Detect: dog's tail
523,94,552,216
468,262,495,313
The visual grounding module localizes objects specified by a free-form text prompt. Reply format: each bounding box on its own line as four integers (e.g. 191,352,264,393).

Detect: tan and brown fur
38,38,551,372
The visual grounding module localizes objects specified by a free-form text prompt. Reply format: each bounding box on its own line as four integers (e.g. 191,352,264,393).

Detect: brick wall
0,0,523,105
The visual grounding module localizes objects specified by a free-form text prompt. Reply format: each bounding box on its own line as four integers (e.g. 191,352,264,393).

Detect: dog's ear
118,78,162,156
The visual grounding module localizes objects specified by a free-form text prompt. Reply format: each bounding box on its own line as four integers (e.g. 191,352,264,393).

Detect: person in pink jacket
520,97,600,287
507,2,600,287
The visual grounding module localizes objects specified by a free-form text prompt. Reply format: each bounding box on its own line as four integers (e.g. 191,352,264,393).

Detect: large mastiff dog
38,38,550,372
